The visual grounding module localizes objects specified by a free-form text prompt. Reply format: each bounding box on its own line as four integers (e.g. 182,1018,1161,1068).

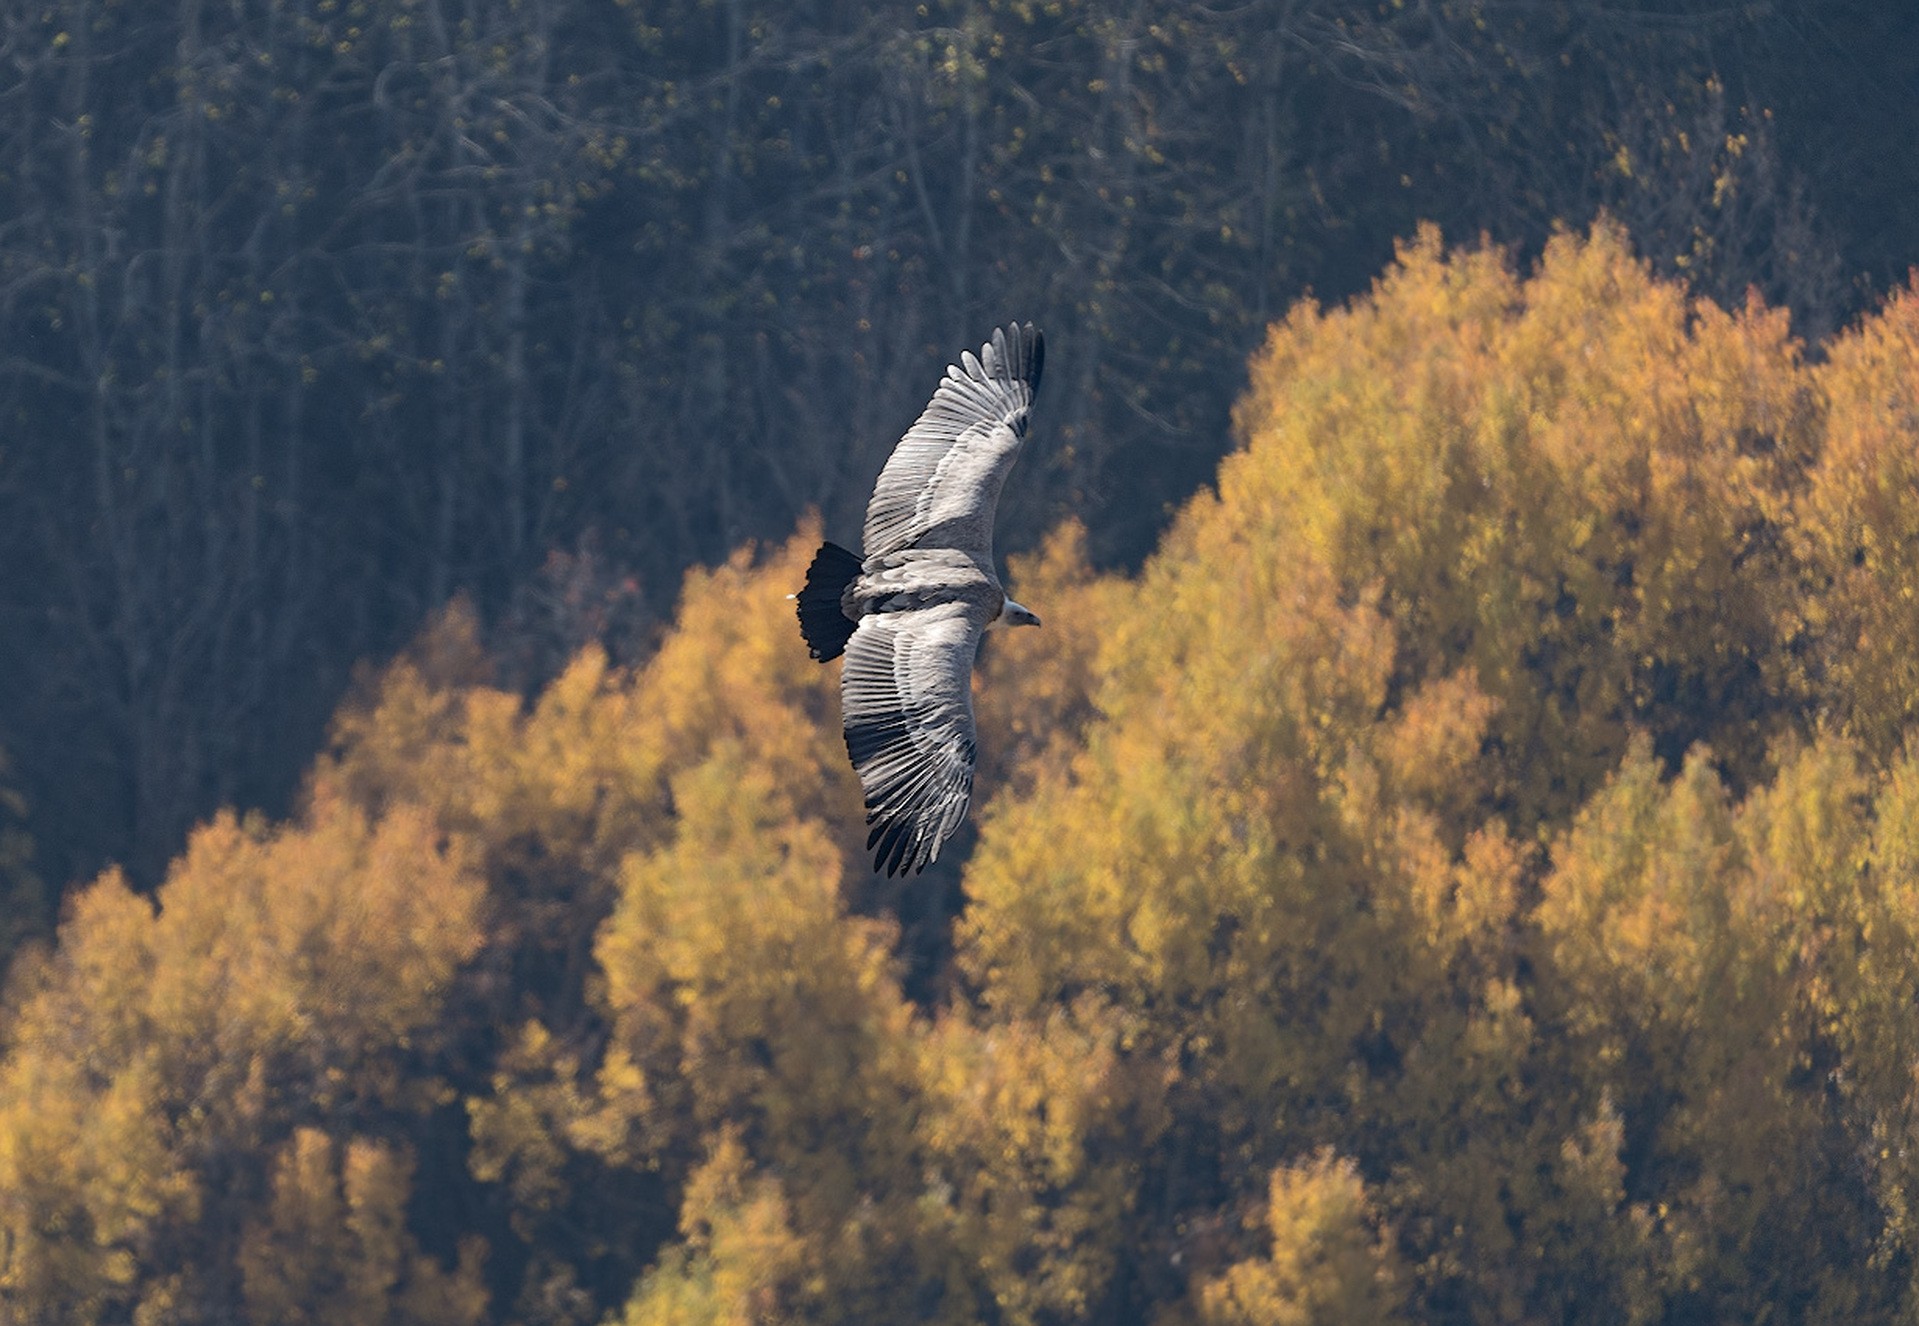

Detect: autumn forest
5,1,1919,1323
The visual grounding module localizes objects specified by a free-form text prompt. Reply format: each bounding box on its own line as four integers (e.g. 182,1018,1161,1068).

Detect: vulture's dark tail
796,541,861,662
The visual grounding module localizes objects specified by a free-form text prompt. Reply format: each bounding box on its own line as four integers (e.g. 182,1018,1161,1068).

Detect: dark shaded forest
0,0,1914,900
7,3,1919,1324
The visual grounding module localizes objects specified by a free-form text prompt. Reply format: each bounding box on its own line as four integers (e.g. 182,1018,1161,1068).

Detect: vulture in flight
795,323,1044,876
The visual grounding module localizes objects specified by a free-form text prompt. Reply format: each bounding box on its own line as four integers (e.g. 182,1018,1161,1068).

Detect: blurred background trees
8,225,1919,1322
7,0,1919,1320
1,0,1914,892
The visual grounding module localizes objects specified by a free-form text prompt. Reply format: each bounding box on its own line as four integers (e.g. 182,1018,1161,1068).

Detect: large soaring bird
795,323,1044,876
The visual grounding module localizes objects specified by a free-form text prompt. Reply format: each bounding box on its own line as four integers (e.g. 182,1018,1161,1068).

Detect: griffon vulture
795,323,1044,875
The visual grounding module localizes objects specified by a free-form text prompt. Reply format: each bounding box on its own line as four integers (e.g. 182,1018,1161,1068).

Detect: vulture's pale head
997,597,1042,629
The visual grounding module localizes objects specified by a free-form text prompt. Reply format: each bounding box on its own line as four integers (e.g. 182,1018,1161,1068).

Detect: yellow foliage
962,528,1396,1020
305,562,861,1019
320,531,860,1000
239,1128,488,1326
1790,279,1919,752
466,1019,596,1228
1191,1151,1406,1326
614,1134,812,1326
916,1000,1169,1325
954,223,1900,1321
974,519,1132,797
142,796,483,1093
580,653,928,1313
18,227,1919,1324
0,791,483,1321
322,529,928,1316
0,1032,191,1323
1226,221,1807,827
1534,734,1919,1317
1538,740,1742,1044
590,746,915,1206
964,225,1810,1099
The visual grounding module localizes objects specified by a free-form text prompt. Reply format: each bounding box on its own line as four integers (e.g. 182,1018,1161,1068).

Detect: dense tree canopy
0,0,1914,896
9,226,1919,1322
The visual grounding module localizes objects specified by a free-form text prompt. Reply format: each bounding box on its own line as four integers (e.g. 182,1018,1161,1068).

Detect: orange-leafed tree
434,531,905,1318
955,223,1837,1321
16,223,1919,1325
1186,1151,1408,1326
239,1128,488,1326
1531,732,1919,1318
1788,278,1919,753
610,1133,812,1326
0,795,484,1323
1221,221,1811,827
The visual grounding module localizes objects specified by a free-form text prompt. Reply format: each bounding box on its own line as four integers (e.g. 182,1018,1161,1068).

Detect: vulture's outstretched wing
862,322,1043,562
839,601,987,876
